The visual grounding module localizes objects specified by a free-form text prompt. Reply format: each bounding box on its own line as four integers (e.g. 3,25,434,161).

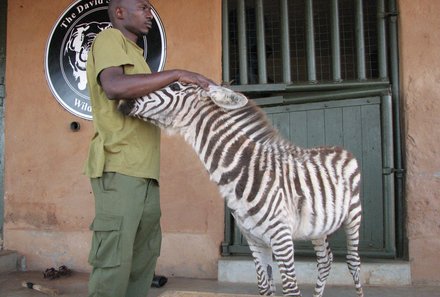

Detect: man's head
108,0,153,41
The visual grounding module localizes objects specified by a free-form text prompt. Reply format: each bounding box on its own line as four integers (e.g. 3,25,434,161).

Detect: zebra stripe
118,82,364,297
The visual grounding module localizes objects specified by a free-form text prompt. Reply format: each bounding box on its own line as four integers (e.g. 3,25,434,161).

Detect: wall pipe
388,0,406,259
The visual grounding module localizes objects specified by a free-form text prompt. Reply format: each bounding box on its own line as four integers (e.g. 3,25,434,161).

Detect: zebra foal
118,82,363,297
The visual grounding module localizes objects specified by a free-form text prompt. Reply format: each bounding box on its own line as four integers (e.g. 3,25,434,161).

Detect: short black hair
108,0,122,24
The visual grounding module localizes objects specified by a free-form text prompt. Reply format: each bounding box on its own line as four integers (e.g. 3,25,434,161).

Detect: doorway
221,0,404,258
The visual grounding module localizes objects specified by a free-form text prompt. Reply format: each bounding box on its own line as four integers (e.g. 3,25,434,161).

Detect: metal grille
224,0,384,86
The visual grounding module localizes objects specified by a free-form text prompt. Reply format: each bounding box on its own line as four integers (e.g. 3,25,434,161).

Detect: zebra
118,82,363,297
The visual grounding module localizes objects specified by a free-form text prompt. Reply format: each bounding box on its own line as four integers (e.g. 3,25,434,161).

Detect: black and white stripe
118,82,363,297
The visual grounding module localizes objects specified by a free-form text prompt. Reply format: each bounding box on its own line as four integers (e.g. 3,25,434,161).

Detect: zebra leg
344,213,364,297
311,237,333,297
248,243,276,296
272,240,302,296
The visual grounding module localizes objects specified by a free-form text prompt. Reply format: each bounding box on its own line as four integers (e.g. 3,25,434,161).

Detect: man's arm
99,66,215,100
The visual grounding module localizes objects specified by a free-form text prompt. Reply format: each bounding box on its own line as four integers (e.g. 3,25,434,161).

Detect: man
84,0,214,296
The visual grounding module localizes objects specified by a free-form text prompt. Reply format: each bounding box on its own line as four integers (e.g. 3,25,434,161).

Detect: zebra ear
206,85,248,110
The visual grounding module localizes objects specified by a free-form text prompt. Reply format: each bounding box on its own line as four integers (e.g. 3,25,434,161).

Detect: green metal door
0,0,6,246
223,93,396,257
268,96,392,256
221,0,403,258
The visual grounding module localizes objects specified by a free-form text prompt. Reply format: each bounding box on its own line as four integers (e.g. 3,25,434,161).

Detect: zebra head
117,82,248,131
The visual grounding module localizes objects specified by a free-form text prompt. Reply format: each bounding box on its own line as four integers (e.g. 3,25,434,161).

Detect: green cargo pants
88,172,161,297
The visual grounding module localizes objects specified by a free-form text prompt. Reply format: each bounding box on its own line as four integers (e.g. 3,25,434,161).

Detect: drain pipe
387,0,407,259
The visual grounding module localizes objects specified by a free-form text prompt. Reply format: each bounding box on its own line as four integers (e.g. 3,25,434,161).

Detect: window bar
280,0,292,84
330,0,342,82
377,0,388,80
222,0,230,84
255,0,267,84
237,0,248,84
305,0,317,83
355,0,366,80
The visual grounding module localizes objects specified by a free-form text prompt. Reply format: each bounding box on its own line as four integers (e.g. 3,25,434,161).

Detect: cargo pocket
88,214,123,268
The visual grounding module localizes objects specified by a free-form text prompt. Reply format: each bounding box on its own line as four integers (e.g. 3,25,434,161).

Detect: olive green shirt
84,28,160,180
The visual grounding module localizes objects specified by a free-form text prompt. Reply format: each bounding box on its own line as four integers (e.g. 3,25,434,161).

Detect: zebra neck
180,106,268,184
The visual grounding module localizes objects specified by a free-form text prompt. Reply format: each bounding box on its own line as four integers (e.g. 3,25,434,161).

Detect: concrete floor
0,271,439,297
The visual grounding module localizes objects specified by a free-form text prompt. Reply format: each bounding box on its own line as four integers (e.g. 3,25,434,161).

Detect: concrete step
218,257,411,286
0,250,18,273
159,292,259,297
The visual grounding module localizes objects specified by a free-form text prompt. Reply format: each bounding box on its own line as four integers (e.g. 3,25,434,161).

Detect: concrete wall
3,0,440,285
153,1,224,278
398,0,440,285
3,0,223,279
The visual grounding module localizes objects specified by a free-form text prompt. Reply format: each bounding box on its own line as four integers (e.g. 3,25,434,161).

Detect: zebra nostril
117,100,135,115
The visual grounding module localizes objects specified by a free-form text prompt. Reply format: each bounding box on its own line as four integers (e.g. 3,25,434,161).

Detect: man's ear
115,7,124,20
206,85,248,110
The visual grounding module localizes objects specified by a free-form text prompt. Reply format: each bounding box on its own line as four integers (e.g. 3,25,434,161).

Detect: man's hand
177,70,217,90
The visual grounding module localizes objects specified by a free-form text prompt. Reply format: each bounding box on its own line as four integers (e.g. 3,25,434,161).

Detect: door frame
220,0,405,259
0,0,7,247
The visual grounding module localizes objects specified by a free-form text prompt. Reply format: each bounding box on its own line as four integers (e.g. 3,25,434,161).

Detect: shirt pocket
88,214,123,268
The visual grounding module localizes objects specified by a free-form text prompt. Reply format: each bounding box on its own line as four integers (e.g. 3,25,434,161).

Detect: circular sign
45,0,167,120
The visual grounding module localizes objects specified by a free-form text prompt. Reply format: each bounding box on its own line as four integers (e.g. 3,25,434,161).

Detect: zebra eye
170,83,181,91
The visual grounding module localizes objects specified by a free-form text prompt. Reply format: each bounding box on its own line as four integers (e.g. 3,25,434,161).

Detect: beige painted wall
399,0,440,285
4,0,223,279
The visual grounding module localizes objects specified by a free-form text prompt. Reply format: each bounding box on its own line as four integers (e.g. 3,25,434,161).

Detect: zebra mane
200,86,289,147
237,99,284,144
